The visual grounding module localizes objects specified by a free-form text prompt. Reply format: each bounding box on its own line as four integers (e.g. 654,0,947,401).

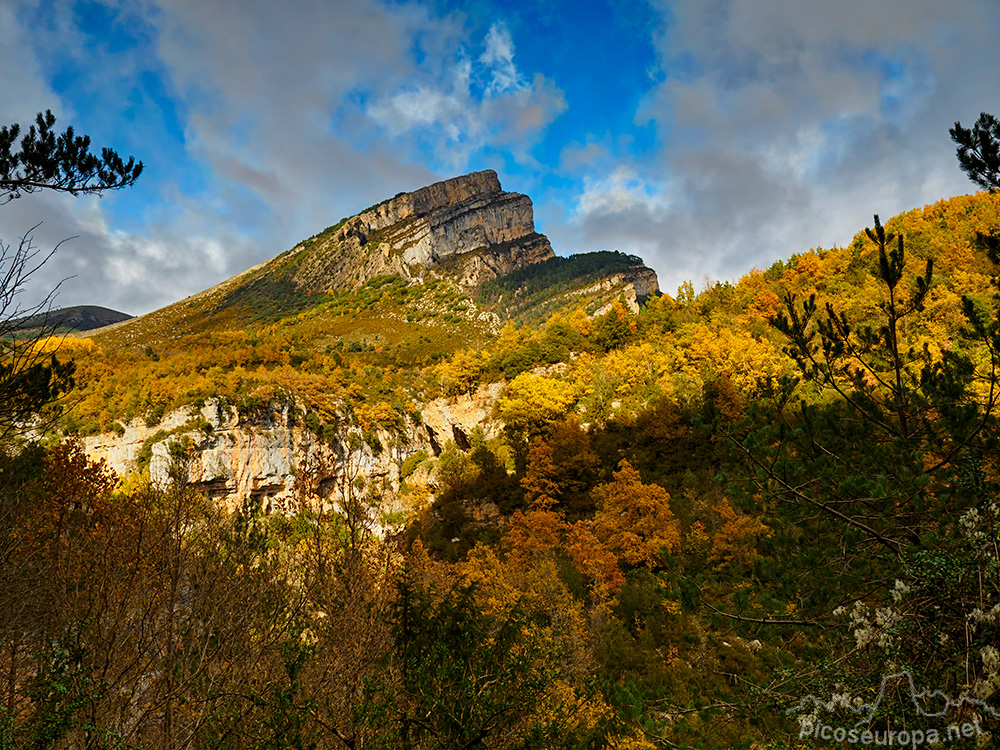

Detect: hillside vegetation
4,189,1000,749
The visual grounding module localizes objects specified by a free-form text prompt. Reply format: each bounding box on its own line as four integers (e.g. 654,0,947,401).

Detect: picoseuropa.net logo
787,671,999,748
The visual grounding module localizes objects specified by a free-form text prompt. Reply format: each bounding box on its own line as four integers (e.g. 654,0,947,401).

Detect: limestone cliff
290,170,555,292
585,266,661,315
78,171,663,514
83,385,505,514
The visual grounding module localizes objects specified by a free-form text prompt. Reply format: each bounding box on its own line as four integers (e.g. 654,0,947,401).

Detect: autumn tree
520,419,600,514
365,569,590,749
0,232,76,445
591,460,680,569
500,372,582,431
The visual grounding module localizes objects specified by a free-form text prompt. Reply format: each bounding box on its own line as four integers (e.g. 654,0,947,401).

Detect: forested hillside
4,183,1000,749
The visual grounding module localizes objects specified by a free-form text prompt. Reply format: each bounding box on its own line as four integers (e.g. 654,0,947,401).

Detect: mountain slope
57,171,661,505
87,170,658,349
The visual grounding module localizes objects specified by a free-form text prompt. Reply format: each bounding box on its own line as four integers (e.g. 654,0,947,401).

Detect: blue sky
1,0,998,315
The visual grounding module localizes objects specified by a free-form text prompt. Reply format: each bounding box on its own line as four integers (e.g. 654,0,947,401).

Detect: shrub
401,450,429,479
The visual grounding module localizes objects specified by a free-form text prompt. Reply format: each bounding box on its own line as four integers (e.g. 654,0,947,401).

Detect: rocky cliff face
291,170,555,292
83,385,504,514
79,171,663,513
586,266,661,315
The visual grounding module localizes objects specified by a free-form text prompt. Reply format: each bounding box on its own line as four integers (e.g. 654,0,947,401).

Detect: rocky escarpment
291,170,555,291
585,266,661,315
82,384,504,514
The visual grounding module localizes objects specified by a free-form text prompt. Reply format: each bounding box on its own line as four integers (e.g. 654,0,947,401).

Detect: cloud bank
0,0,996,314
562,0,1000,296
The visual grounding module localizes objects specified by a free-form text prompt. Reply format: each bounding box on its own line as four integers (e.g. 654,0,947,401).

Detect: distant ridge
13,305,133,333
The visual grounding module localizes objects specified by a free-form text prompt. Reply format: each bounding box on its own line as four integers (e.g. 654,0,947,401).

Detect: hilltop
13,304,132,333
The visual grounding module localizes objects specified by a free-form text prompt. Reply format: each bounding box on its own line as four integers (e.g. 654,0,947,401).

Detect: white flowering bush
825,462,1000,721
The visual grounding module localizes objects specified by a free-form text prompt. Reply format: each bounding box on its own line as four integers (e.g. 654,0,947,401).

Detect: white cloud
480,22,524,96
575,167,670,218
371,87,462,136
366,21,565,168
0,1,59,124
563,0,1000,296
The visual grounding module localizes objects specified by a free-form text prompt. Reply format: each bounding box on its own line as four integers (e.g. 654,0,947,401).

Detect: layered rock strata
291,170,555,291
583,266,661,315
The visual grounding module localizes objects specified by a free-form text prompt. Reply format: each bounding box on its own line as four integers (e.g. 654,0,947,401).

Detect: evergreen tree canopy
950,111,1000,193
0,110,143,204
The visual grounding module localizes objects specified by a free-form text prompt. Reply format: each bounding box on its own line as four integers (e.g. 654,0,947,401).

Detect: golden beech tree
602,343,661,399
779,250,829,297
735,268,782,322
521,420,601,513
497,372,581,434
520,438,560,508
470,494,624,613
435,348,485,395
567,308,592,337
563,521,626,602
590,460,681,568
686,323,787,397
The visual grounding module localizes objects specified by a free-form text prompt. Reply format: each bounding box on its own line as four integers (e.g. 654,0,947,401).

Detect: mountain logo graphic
787,671,1000,728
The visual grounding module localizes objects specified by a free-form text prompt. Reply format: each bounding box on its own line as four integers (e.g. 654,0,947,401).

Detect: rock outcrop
83,385,505,513
585,266,661,315
291,170,555,292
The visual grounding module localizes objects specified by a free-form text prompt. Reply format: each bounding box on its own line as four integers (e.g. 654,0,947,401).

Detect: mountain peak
362,169,503,222
290,170,555,292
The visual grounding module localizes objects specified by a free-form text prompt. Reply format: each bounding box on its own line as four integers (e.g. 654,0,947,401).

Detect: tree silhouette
950,112,1000,193
0,111,142,445
0,110,142,204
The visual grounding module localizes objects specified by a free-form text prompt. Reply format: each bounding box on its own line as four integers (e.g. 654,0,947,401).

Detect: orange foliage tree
590,459,681,568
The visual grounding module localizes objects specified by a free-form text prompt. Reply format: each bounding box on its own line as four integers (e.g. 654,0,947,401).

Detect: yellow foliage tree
602,342,662,398
567,308,592,337
354,400,398,432
736,268,782,322
497,372,581,433
436,348,485,395
686,323,787,396
29,335,100,359
521,438,560,508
